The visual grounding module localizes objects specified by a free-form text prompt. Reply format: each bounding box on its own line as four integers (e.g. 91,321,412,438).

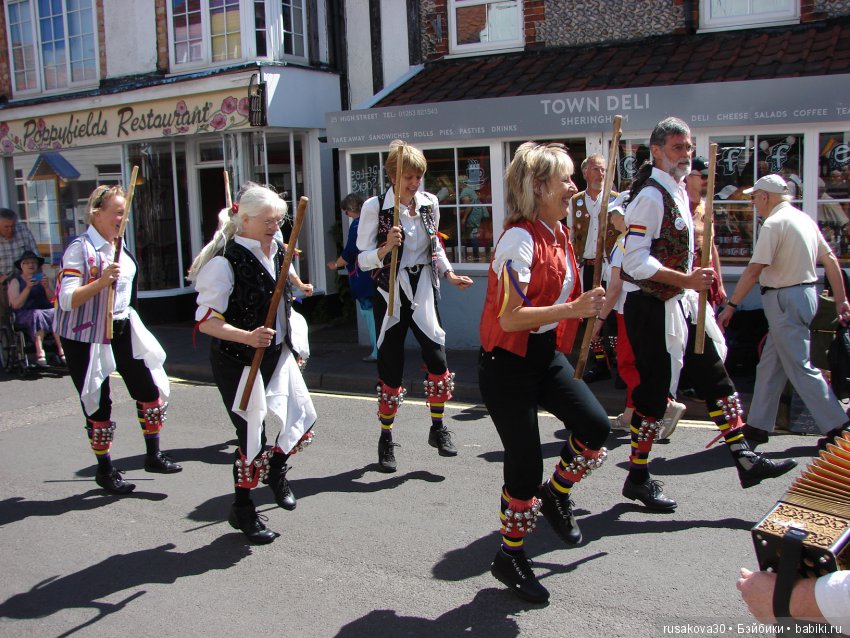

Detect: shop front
326,74,850,348
0,66,340,323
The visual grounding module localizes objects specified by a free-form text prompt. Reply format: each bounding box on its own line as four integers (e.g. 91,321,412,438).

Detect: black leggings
61,320,159,421
624,291,734,419
372,270,448,388
479,332,611,501
210,342,282,454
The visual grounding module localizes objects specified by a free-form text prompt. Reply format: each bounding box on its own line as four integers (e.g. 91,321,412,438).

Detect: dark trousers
61,320,159,421
372,270,447,388
624,291,733,419
210,342,282,454
479,332,611,500
581,264,617,349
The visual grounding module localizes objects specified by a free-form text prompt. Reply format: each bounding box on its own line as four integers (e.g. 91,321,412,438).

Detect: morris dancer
619,117,796,512
189,183,316,544
479,142,609,603
356,140,473,473
55,185,181,494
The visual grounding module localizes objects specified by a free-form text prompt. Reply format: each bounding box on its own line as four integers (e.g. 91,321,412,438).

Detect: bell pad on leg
234,449,271,489
376,381,406,415
500,495,541,537
87,420,116,453
424,370,455,405
137,399,168,435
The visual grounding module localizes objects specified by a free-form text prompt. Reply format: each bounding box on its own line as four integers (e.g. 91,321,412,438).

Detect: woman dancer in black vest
357,140,473,472
189,183,317,544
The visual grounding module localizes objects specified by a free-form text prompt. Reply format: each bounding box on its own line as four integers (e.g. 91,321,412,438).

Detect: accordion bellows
752,432,850,577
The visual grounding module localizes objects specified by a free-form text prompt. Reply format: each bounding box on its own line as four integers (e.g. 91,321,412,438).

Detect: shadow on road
185,466,445,523
0,490,167,527
335,588,543,638
0,536,250,636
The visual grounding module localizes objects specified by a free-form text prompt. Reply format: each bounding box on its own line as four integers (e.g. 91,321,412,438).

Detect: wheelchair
0,310,31,375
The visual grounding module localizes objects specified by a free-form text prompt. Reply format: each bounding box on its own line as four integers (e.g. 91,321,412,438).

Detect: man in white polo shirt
718,174,850,450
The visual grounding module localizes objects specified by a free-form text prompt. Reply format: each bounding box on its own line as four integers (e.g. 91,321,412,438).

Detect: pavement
150,318,757,420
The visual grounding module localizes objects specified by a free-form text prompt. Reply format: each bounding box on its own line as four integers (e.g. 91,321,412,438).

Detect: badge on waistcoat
89,265,100,278
674,217,686,231
576,199,584,208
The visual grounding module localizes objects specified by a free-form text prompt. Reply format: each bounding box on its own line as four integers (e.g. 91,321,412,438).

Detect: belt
405,264,423,275
760,282,815,295
581,258,595,266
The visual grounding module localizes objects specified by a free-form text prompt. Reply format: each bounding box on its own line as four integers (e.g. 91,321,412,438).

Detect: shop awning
375,15,850,107
27,152,81,181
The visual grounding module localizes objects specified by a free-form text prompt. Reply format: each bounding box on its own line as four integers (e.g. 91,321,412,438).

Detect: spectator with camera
7,250,65,367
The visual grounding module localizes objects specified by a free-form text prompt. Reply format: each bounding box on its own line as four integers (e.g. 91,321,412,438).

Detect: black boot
95,467,136,494
378,437,399,473
144,451,183,474
267,463,296,510
428,426,458,456
736,451,797,488
537,485,582,545
228,501,279,544
622,477,677,511
490,549,549,604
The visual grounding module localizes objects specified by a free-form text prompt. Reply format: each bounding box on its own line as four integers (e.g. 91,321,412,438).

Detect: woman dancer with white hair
189,183,316,544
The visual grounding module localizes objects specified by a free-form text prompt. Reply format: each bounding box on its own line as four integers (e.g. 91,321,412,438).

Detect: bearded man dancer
619,117,797,511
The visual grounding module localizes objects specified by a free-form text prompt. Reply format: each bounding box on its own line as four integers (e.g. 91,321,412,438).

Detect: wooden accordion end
752,432,850,577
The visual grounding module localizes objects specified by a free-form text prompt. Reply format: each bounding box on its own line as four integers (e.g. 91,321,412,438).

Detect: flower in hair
231,202,239,215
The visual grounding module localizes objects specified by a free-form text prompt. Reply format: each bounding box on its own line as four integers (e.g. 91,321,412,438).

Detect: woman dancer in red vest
479,142,609,603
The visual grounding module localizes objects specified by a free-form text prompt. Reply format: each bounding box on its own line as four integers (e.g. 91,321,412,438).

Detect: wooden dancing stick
224,168,233,210
238,196,309,411
694,143,719,354
387,145,405,316
574,115,623,380
105,165,140,340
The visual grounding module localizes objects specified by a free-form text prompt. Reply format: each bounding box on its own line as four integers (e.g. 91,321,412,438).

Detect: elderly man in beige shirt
718,174,850,450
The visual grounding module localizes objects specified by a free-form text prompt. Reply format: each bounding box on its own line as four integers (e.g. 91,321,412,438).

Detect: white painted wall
345,0,374,107
103,0,158,78
380,0,410,90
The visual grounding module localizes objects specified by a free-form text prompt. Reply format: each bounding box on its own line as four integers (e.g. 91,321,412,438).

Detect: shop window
700,0,799,32
818,132,850,264
127,142,189,291
4,0,98,96
448,0,523,55
710,133,802,263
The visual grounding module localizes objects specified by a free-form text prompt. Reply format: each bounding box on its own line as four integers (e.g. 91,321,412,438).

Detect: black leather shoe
428,426,458,456
228,501,279,544
742,424,770,451
818,423,850,452
622,478,677,511
582,367,611,384
378,437,399,473
490,549,549,604
267,463,296,510
538,485,582,545
144,451,183,474
95,467,136,494
738,452,797,488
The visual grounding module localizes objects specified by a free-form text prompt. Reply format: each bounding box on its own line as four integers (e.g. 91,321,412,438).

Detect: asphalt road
0,371,819,638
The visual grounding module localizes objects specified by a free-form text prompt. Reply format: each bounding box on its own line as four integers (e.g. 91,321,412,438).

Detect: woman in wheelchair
7,249,64,367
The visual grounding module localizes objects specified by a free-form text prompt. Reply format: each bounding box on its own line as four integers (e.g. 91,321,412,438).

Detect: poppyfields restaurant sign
0,89,251,155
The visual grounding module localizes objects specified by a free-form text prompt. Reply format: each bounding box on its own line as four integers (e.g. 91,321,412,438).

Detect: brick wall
155,0,169,72
96,0,106,78
0,7,10,100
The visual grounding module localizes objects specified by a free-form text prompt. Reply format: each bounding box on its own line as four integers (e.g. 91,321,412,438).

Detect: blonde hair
384,140,427,182
85,185,126,224
187,182,289,281
505,142,574,224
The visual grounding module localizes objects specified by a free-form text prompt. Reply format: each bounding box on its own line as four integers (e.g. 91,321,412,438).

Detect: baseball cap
691,156,709,175
742,174,789,195
608,191,630,216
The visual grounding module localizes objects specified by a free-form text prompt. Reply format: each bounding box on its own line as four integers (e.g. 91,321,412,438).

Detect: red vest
480,219,582,357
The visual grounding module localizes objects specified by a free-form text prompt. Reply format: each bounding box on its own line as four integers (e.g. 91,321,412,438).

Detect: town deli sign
0,90,251,155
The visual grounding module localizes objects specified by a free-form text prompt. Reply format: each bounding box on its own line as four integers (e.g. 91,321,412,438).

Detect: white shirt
816,571,850,631
492,220,575,334
58,225,135,319
194,235,285,345
622,167,694,293
569,190,603,260
356,187,452,275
